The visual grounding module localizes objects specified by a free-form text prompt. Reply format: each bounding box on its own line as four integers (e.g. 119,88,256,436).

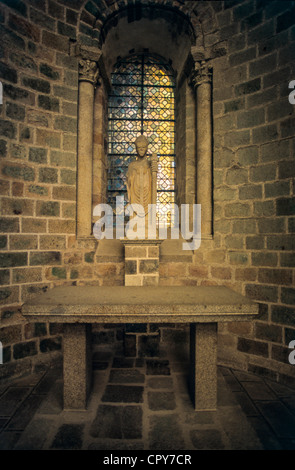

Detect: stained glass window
107,54,175,228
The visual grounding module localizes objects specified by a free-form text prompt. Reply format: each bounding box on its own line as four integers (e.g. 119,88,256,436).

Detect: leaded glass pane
107,54,175,227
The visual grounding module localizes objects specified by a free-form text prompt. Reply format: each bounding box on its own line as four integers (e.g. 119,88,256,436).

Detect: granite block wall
0,0,294,385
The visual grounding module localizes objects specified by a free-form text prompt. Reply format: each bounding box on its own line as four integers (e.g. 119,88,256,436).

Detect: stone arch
75,0,221,53
75,0,220,239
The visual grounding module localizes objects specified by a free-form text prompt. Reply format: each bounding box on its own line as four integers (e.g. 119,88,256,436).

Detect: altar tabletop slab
22,286,259,323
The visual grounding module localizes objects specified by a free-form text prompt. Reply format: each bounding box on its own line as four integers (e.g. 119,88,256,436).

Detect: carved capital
79,59,100,86
190,60,212,89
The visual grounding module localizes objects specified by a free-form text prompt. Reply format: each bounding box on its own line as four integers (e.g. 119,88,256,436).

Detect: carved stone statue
126,135,157,215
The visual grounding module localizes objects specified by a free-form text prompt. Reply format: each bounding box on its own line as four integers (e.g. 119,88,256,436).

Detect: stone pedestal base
63,324,92,410
121,239,163,287
190,322,217,411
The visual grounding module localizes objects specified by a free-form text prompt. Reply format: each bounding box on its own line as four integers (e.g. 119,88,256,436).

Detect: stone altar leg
63,324,92,410
190,323,217,411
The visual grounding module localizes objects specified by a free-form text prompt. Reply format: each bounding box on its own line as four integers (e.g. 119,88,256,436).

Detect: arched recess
74,2,215,242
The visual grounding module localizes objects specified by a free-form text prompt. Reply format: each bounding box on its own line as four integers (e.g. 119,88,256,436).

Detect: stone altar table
22,286,259,411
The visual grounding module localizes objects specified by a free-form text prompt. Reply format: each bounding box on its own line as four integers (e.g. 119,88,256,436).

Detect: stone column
190,61,213,238
77,58,100,237
63,324,92,410
190,322,217,411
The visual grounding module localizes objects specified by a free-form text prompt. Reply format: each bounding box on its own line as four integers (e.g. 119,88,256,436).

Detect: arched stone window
107,53,176,228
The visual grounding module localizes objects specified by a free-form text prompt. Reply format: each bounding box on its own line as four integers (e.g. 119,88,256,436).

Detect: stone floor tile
247,416,282,450
146,359,170,375
178,394,197,412
32,368,62,395
0,387,31,416
175,374,190,394
147,377,173,389
112,357,135,368
135,358,145,367
217,379,238,407
219,366,233,376
222,373,243,392
9,372,45,388
0,431,22,450
281,396,295,414
170,362,190,374
0,418,9,430
190,429,225,450
148,391,176,411
217,406,264,450
50,424,84,450
6,394,44,430
233,391,260,416
241,381,277,401
14,417,55,450
184,410,215,425
90,404,142,439
255,401,295,439
149,414,185,450
2,344,295,451
232,369,263,382
101,385,144,403
88,440,144,450
36,381,63,415
265,379,295,398
108,369,145,384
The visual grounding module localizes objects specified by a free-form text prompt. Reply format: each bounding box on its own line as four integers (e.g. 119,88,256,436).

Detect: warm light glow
108,54,176,227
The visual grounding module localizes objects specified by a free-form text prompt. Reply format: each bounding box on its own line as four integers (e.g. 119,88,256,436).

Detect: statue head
135,135,149,158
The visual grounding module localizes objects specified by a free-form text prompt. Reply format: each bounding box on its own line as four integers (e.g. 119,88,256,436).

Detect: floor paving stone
88,440,144,450
101,385,144,403
32,368,62,395
265,380,295,397
255,401,295,439
14,417,56,450
6,394,43,430
108,369,145,384
0,418,9,430
0,387,31,416
90,405,142,439
148,414,186,450
148,391,176,410
217,406,264,450
247,416,283,450
147,377,173,389
112,357,135,368
36,381,63,415
184,410,215,425
233,391,260,416
281,396,295,414
241,381,277,401
50,424,84,450
231,369,263,382
2,344,295,451
0,431,22,450
190,429,225,450
146,359,170,375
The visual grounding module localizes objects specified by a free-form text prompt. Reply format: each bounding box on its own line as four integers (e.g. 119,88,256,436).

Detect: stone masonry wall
0,0,124,379
0,0,294,386
204,0,295,384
